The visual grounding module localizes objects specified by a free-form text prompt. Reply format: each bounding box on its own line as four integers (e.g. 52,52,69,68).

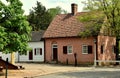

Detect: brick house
43,4,116,65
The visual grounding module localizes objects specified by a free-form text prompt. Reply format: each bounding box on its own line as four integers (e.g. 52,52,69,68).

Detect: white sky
2,0,85,15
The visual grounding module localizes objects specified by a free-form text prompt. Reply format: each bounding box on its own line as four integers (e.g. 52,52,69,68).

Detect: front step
50,61,57,64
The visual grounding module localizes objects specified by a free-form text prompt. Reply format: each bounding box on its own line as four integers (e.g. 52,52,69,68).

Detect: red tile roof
43,12,85,38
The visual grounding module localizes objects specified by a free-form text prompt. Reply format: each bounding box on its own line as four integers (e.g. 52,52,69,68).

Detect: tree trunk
11,52,15,65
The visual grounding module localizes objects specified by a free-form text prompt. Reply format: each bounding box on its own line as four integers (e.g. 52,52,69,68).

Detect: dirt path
0,63,92,78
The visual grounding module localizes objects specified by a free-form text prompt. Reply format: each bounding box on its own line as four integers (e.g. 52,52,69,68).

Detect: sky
2,0,85,15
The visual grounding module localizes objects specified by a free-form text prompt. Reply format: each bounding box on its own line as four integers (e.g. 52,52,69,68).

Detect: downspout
96,37,98,65
94,37,97,67
44,39,46,63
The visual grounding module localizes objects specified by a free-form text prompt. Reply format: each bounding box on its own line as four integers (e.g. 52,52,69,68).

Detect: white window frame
36,48,40,55
52,44,58,48
82,45,88,54
67,46,73,54
35,48,42,55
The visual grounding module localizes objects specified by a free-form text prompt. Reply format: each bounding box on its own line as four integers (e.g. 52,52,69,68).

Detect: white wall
18,41,44,62
0,52,18,62
0,41,44,62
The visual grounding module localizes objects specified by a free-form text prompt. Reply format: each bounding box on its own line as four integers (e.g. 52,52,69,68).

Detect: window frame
82,45,92,54
67,46,73,54
34,48,42,55
82,45,88,54
63,45,73,54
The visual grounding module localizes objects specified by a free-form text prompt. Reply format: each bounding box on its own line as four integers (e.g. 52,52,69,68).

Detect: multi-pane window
82,45,92,54
67,46,72,54
63,46,73,54
82,45,88,54
34,48,42,55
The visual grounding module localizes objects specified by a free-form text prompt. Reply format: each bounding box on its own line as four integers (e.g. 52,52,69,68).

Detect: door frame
52,44,58,61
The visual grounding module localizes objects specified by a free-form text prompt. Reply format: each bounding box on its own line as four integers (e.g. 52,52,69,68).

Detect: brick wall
45,37,95,64
97,35,116,61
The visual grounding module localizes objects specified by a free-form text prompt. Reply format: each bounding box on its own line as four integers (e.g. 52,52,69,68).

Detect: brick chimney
71,3,78,15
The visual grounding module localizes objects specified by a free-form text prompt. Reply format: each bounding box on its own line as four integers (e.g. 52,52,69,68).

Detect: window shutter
63,46,67,54
34,48,36,55
40,48,42,55
101,45,103,54
88,45,92,54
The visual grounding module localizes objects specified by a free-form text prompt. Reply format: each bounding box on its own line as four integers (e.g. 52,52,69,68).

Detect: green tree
78,11,104,37
28,1,67,31
48,6,67,21
0,0,31,64
81,0,120,60
27,1,51,31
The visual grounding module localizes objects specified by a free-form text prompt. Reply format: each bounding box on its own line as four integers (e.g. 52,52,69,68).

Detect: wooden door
29,50,33,60
53,48,58,61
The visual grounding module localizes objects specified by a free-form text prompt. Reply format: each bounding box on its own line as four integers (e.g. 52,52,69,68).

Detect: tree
0,0,31,64
48,6,67,21
27,1,51,31
28,1,67,31
81,0,120,60
78,11,104,37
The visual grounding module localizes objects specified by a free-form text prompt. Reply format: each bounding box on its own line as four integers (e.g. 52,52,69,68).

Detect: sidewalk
0,63,93,78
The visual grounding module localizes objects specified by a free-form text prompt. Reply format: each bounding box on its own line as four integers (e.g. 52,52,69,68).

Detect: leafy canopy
80,0,120,38
48,6,67,21
27,1,50,31
27,1,67,31
0,0,31,54
78,11,105,37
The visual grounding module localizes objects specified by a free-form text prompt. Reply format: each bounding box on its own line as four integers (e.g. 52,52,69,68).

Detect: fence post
74,53,77,66
66,58,68,65
5,58,8,78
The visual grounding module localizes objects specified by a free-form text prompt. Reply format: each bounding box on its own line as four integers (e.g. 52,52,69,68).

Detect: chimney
71,3,78,15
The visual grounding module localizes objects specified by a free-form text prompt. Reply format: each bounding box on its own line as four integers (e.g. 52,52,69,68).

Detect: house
18,31,45,62
0,30,45,62
43,3,116,65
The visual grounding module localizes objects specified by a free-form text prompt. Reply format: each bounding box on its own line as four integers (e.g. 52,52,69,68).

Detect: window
34,48,42,55
101,45,104,54
52,44,57,48
67,46,72,54
82,45,88,54
82,45,92,54
63,46,73,54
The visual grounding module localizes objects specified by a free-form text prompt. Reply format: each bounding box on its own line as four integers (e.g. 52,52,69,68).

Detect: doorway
29,50,33,60
52,44,58,61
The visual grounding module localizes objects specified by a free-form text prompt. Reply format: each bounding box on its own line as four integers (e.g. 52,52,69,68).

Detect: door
52,44,58,61
53,48,58,60
29,50,33,60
